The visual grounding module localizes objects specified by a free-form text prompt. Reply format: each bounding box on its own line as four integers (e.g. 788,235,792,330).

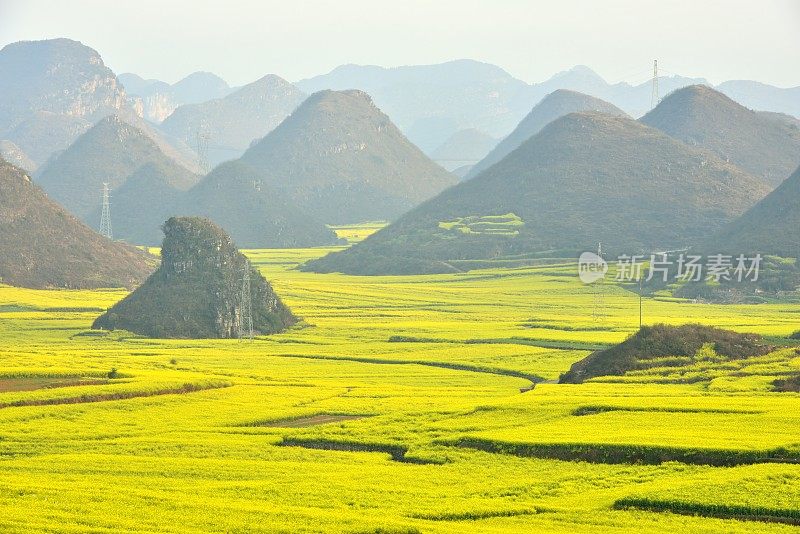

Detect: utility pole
238,261,253,342
639,275,643,330
592,242,605,322
650,59,659,109
99,182,112,240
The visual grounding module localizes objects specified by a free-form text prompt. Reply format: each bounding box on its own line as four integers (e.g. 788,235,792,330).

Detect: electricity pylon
238,261,253,342
99,182,112,239
650,59,659,109
592,242,606,322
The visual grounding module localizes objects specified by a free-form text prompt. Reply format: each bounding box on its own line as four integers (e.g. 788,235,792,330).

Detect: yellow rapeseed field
0,241,798,532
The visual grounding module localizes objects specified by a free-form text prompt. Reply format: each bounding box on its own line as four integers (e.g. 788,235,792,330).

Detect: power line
99,182,112,240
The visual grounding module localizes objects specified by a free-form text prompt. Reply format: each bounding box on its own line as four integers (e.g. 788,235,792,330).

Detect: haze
1,0,798,87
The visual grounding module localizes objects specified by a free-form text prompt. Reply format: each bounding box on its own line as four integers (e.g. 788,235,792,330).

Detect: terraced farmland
0,245,798,532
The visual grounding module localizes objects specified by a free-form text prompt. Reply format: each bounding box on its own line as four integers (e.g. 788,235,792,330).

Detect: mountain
757,111,800,129
467,90,627,179
171,72,231,105
3,111,92,166
707,165,800,258
513,65,710,119
0,158,153,289
84,160,190,245
121,71,231,123
517,66,613,106
641,85,800,187
180,161,341,248
36,116,200,220
0,140,37,172
0,39,129,166
297,60,800,147
117,73,164,96
84,158,340,248
239,89,457,223
717,80,800,119
92,217,297,338
0,38,200,172
297,60,530,151
160,75,305,165
0,38,126,128
429,129,497,172
304,112,770,275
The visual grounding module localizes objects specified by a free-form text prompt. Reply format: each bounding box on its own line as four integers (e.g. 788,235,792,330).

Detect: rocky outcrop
93,217,297,338
0,39,131,166
0,140,37,172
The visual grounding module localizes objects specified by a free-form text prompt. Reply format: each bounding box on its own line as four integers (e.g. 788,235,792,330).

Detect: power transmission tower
195,120,211,174
99,182,113,239
592,242,606,322
238,261,253,342
650,59,659,109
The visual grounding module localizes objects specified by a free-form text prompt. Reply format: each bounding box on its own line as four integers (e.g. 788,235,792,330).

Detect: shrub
560,323,771,383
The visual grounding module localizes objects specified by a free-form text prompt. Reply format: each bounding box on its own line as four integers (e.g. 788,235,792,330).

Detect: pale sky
1,0,798,87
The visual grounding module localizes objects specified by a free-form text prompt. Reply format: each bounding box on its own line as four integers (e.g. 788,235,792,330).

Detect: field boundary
615,497,800,525
277,353,545,387
279,437,444,464
442,437,800,466
0,381,232,409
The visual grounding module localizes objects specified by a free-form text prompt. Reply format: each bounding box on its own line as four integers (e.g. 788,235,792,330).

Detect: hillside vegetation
305,112,769,275
708,165,800,258
0,158,153,289
36,116,200,220
240,89,457,223
466,89,627,179
560,324,772,383
180,161,340,248
641,85,800,187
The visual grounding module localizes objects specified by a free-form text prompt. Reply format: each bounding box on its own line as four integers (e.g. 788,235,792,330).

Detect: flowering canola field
0,244,798,533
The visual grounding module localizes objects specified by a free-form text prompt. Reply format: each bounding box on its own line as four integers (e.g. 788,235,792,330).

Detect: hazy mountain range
3,37,798,183
2,36,799,285
429,129,497,173
119,71,232,123
306,88,780,275
0,39,204,174
297,61,800,156
159,74,306,166
36,115,200,220
41,89,454,248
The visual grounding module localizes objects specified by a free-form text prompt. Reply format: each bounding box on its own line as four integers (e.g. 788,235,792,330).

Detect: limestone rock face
93,217,297,338
0,39,131,166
